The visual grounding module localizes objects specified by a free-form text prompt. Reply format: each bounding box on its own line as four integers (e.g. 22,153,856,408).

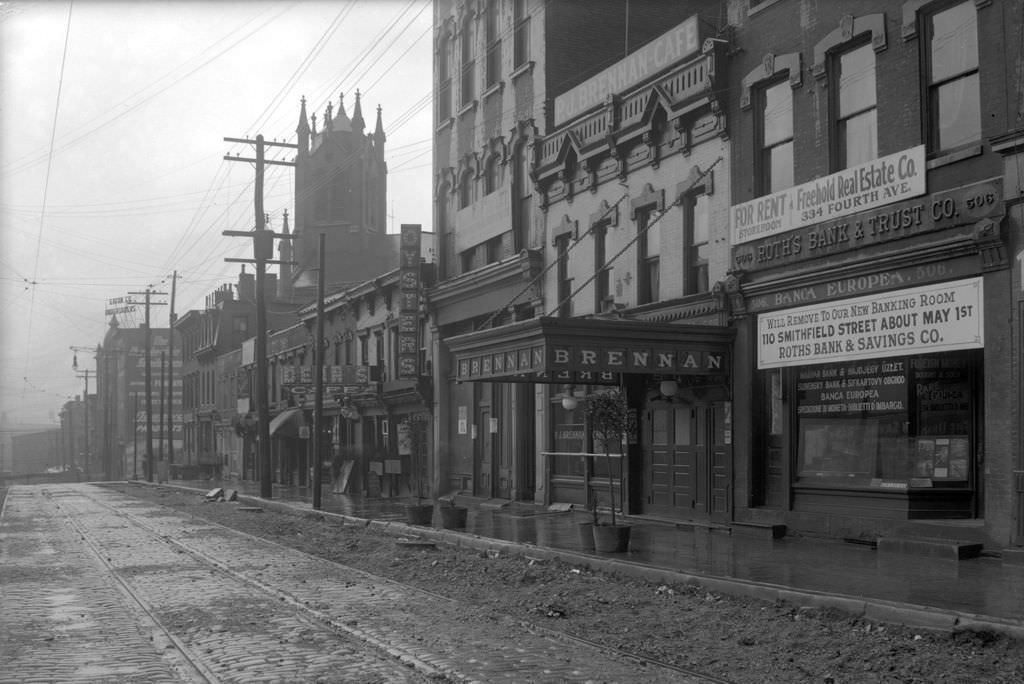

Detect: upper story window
684,193,710,296
485,0,501,88
459,169,473,209
484,155,499,195
924,1,980,153
636,209,660,305
461,15,476,106
593,225,609,312
359,335,369,365
513,141,531,250
758,79,794,193
833,41,877,169
555,233,573,317
438,32,452,120
513,0,530,68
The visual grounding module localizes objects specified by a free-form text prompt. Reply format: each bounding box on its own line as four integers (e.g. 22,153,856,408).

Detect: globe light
659,379,679,398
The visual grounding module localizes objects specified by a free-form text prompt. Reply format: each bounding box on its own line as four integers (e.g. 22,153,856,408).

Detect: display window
785,350,977,489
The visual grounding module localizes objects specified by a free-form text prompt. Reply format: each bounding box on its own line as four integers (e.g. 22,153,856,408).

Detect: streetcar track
85,486,733,684
53,497,219,683
57,490,448,683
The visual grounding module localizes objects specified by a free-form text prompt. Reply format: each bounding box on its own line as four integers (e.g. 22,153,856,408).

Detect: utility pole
133,392,139,480
313,231,326,510
223,133,296,499
128,287,167,482
159,351,166,465
168,270,177,468
71,352,93,479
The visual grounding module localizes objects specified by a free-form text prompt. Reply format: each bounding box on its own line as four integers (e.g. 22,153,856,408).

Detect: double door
642,401,731,522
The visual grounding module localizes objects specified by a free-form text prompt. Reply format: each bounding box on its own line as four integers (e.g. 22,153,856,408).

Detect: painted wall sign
757,278,984,369
731,146,926,246
745,255,979,313
554,15,701,125
733,177,1003,271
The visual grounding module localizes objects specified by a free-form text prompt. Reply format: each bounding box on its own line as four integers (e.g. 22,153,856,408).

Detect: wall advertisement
731,146,926,246
757,278,983,369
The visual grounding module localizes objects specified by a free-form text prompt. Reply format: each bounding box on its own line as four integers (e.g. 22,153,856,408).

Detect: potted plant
402,414,435,525
437,493,468,529
584,388,635,552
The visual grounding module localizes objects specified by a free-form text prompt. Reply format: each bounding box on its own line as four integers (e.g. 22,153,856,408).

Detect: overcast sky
0,0,434,425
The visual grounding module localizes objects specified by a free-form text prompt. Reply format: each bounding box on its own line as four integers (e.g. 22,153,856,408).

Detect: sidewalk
169,479,1024,638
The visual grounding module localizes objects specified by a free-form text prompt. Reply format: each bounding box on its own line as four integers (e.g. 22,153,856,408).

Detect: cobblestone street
1,483,708,682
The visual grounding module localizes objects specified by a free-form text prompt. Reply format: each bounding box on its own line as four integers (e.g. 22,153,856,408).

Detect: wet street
1,483,709,682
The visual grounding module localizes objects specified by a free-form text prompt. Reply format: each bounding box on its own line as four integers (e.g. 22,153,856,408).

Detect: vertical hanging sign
398,224,422,380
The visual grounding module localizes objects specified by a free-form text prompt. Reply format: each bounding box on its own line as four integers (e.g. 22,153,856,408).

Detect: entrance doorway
642,400,731,522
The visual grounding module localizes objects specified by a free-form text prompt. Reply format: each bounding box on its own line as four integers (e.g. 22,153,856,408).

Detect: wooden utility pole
168,270,177,467
313,231,326,510
223,133,296,499
70,346,95,478
128,287,167,482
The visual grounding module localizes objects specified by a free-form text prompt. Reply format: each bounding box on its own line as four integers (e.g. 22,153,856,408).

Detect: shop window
757,78,794,193
924,1,980,153
683,192,710,295
637,208,660,305
792,350,975,488
833,41,877,169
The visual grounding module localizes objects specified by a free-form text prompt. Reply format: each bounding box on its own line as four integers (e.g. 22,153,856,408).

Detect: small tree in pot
402,413,434,525
584,388,635,551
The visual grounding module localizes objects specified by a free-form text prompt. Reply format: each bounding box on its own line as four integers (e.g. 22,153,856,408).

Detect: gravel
103,482,1023,683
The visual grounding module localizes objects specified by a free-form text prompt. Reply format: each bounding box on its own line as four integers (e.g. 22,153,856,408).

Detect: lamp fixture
561,386,578,411
659,379,679,398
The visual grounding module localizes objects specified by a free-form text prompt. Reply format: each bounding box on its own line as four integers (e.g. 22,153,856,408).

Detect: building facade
724,0,1022,547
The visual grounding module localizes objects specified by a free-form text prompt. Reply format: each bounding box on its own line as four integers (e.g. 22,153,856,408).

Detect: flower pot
592,524,631,553
438,505,468,529
405,503,434,526
576,522,596,551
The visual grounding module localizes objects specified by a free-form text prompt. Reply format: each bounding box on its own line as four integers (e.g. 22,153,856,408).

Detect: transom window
925,1,980,152
834,41,877,169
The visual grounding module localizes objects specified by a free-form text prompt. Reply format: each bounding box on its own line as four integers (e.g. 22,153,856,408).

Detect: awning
269,408,305,437
446,316,734,384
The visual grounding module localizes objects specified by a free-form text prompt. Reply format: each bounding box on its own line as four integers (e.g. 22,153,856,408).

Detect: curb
132,481,1024,641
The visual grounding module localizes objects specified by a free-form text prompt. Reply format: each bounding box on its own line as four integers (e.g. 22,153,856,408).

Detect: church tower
289,91,394,296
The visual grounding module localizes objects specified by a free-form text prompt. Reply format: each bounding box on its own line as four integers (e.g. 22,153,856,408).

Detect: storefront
447,316,734,520
729,145,1010,542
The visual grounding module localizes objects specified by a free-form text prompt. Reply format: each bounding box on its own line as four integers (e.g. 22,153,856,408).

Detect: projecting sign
757,277,983,369
731,146,926,246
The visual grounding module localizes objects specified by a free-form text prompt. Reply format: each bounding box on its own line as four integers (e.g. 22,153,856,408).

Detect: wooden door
477,407,493,496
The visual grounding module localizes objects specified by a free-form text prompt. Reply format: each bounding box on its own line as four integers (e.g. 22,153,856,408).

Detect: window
461,249,475,274
512,142,531,250
758,79,794,193
593,225,609,311
555,233,572,317
459,170,473,209
833,42,877,169
485,235,503,264
637,209,660,305
484,155,499,195
513,0,530,67
359,335,369,365
461,15,475,106
233,316,248,334
485,0,501,88
924,1,980,153
684,193,710,295
438,33,452,120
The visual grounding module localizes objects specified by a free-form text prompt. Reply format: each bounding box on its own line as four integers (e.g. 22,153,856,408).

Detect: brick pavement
2,484,714,683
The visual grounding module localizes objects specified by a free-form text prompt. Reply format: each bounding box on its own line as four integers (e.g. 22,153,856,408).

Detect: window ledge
482,81,505,101
458,100,478,118
511,60,534,81
926,143,983,170
435,117,454,134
